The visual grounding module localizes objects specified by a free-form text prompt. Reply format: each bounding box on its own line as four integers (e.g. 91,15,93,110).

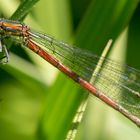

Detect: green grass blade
11,0,39,20
41,0,140,140
0,0,140,140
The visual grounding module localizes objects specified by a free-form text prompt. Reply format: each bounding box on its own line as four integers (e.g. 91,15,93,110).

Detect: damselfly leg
0,39,9,63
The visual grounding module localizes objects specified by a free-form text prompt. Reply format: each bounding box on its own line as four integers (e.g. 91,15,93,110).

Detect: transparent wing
29,30,140,119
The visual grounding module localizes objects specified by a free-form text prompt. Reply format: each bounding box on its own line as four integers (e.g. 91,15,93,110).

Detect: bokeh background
0,0,140,140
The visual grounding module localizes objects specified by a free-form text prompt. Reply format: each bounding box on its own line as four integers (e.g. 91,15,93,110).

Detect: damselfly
0,18,140,128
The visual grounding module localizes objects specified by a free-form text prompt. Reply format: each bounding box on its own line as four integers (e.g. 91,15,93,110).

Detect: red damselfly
0,18,140,128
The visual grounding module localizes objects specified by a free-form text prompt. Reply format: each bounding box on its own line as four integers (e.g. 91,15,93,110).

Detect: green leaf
39,0,140,140
11,0,39,21
0,0,140,140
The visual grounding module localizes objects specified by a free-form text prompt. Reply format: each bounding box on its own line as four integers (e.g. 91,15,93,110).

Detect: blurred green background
0,0,140,140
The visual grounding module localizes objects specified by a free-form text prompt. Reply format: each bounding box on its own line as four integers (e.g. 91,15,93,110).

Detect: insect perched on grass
0,18,140,128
